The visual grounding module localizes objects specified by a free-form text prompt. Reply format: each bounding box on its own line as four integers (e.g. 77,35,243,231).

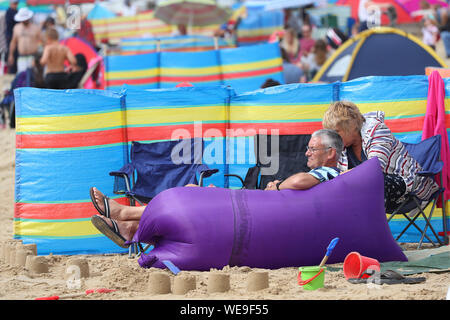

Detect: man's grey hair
311,129,344,161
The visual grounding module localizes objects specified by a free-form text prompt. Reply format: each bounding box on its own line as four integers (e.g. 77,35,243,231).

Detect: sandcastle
1,240,274,297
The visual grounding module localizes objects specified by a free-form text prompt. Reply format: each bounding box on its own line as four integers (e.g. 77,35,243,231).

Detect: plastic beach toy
297,237,339,290
343,252,380,280
298,266,326,290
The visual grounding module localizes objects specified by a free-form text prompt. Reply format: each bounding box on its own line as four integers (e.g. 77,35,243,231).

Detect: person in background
77,14,98,51
8,7,42,74
280,47,305,84
40,28,77,89
172,24,188,36
4,0,18,74
299,24,315,58
122,0,138,17
300,39,330,81
280,27,300,64
260,78,281,88
435,5,450,57
422,16,439,50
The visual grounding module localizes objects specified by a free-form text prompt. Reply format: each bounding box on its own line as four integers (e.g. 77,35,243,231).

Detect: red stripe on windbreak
127,123,228,142
227,122,322,136
159,66,283,84
384,117,425,133
223,66,283,80
14,198,130,220
237,36,270,43
106,77,158,87
126,121,322,141
160,74,222,83
17,128,126,149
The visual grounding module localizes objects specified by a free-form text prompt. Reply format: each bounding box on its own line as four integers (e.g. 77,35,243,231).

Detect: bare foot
96,215,139,243
92,187,146,221
92,187,124,220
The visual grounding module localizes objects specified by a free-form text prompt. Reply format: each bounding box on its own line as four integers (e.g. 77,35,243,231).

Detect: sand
1,39,450,301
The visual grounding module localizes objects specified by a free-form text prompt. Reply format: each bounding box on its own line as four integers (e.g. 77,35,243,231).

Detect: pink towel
422,70,450,204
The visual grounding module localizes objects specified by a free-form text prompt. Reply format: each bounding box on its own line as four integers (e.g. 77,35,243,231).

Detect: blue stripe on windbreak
340,75,429,102
15,145,125,203
106,52,159,72
389,217,445,243
15,87,123,117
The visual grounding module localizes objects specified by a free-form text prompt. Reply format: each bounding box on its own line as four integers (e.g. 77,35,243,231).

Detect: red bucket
343,252,380,280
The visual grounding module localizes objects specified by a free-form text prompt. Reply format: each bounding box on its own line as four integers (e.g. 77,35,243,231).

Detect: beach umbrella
154,0,232,27
87,3,116,20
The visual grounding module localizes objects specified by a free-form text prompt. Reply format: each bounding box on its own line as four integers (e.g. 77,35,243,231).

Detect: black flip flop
348,269,426,285
89,187,111,218
91,215,129,248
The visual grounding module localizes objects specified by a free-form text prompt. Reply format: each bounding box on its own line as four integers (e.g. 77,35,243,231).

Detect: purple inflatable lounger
130,157,407,271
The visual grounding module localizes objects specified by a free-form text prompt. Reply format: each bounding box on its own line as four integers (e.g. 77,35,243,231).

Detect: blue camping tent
313,27,448,83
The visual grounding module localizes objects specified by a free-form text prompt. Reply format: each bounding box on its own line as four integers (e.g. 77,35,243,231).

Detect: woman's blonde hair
322,100,366,133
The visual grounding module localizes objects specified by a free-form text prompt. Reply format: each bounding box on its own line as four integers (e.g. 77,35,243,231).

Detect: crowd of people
0,1,96,128
269,1,450,85
1,1,94,88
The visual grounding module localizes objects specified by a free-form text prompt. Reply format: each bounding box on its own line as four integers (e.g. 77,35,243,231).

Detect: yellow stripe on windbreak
230,104,329,122
222,57,282,74
106,68,159,80
354,100,427,118
17,110,124,133
126,105,227,126
237,26,282,37
14,220,100,238
229,100,427,122
161,65,222,76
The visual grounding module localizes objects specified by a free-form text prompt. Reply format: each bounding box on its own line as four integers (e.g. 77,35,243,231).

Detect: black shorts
45,72,69,89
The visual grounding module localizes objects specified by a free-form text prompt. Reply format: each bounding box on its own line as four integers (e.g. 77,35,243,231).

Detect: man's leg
91,187,145,221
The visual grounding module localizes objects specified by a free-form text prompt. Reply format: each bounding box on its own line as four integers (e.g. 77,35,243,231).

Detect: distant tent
312,27,447,83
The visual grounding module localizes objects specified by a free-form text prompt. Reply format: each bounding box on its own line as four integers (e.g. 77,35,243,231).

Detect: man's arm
40,46,49,66
66,47,78,71
265,172,320,191
279,172,321,190
8,27,18,64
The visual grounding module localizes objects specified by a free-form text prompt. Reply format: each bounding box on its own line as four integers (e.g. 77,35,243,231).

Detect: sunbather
90,129,344,247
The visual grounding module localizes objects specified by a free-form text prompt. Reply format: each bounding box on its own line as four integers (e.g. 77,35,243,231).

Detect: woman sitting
322,100,439,213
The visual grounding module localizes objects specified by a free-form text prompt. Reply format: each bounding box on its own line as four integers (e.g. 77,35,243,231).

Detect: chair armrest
109,163,135,194
109,163,135,178
198,168,219,186
224,174,245,188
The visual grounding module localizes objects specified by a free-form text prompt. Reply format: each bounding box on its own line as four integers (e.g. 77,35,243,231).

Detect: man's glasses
306,146,331,153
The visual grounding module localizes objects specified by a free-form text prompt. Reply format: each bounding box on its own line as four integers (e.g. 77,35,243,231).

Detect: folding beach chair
109,138,218,257
387,135,448,249
226,134,311,189
110,138,218,205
